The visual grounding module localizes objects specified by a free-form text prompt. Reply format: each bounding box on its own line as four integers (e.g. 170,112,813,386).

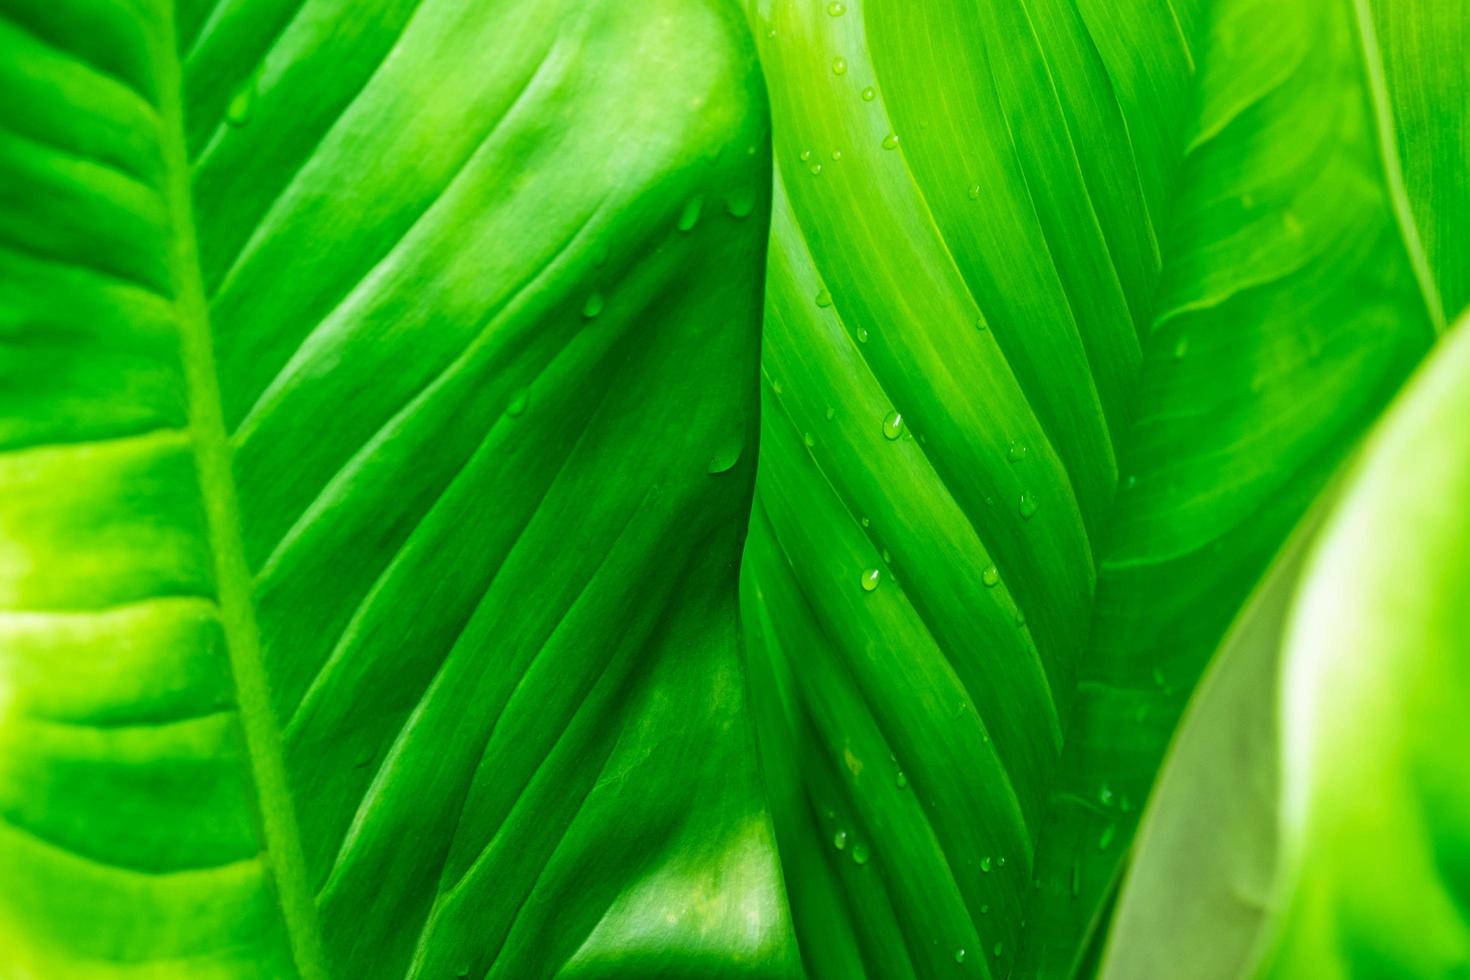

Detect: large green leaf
0,0,795,976
740,0,1449,974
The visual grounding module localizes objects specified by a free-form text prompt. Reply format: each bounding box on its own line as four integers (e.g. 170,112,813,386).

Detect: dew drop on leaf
803,432,816,448
800,148,813,162
677,196,703,232
1018,490,1039,520
982,564,999,588
896,770,908,789
226,71,258,127
1098,822,1117,851
882,133,901,150
1173,335,1190,360
860,568,881,591
955,948,967,964
706,438,742,475
815,288,833,308
832,57,848,75
852,843,870,865
882,410,904,440
808,161,823,176
856,326,869,343
724,186,758,219
968,183,981,200
980,855,992,873
505,388,529,417
831,149,843,161
828,1,846,14
1007,441,1028,462
993,943,1003,958
975,316,988,331
833,829,848,850
861,86,877,102
582,291,605,319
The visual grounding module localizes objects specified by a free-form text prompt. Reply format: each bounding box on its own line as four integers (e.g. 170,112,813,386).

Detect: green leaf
0,0,794,976
1255,315,1470,976
741,0,1444,973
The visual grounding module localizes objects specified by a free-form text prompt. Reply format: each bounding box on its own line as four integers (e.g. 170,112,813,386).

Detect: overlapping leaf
0,0,794,976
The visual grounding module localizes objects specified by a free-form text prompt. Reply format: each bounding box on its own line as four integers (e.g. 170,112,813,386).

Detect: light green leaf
0,0,794,976
741,0,1442,973
1255,315,1470,976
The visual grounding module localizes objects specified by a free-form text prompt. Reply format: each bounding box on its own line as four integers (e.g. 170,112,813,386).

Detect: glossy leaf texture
0,0,795,976
739,0,1449,974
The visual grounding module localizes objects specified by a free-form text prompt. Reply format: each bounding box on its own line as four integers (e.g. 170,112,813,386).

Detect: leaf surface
0,1,793,976
740,0,1443,973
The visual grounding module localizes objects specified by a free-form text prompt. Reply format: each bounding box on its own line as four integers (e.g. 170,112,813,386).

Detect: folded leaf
0,0,793,976
740,0,1443,973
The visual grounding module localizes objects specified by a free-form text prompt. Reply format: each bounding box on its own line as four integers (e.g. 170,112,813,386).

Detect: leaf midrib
154,9,329,978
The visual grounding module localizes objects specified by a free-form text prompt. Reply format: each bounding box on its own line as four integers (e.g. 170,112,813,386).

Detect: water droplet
1007,441,1028,462
582,292,605,319
724,186,757,219
1015,608,1026,627
882,410,904,440
1018,491,1038,520
828,0,847,13
1098,781,1115,807
861,86,877,102
896,770,908,789
1125,473,1138,490
861,568,881,592
981,904,990,915
455,964,471,979
975,316,988,331
831,149,843,161
832,57,848,75
803,432,816,448
808,161,824,176
882,133,901,150
860,515,870,528
505,388,529,417
981,855,993,873
1097,823,1117,851
981,564,999,588
997,856,1007,868
852,843,870,865
825,406,836,421
967,183,981,200
677,196,703,232
955,948,967,964
993,942,1003,958
226,71,259,126
815,288,833,308
706,439,742,474
1173,335,1190,360
833,829,848,850
1152,666,1167,688
800,149,813,162
856,326,870,343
